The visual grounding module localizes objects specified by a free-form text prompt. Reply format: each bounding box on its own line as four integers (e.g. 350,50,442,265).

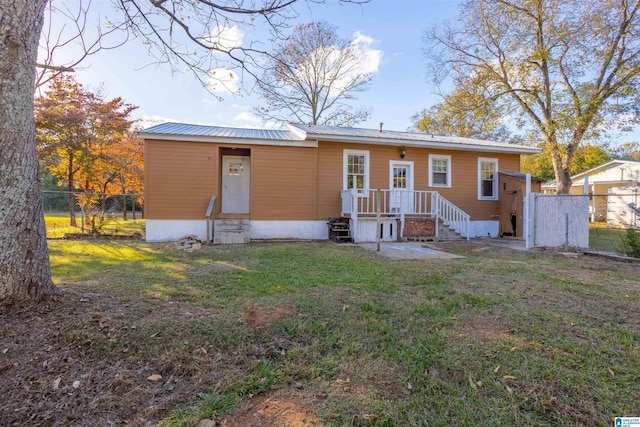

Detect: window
429,154,451,187
343,149,369,193
478,158,498,200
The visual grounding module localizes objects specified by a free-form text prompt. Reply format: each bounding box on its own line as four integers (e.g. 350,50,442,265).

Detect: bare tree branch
424,0,640,193
36,0,130,89
253,21,374,126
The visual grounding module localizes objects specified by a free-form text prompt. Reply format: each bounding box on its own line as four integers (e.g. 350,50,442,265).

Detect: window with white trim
343,149,370,194
429,154,451,187
478,158,498,200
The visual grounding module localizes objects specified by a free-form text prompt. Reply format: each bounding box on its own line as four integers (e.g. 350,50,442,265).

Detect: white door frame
222,155,251,214
389,160,414,213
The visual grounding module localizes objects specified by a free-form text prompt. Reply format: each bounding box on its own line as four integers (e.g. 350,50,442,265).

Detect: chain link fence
587,189,640,253
43,191,144,239
528,194,590,249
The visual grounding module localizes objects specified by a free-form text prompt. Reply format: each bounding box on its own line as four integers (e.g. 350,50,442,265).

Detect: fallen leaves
362,414,378,422
147,374,163,382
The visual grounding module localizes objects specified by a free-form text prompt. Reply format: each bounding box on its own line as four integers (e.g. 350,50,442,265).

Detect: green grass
45,240,640,426
45,213,145,238
589,222,627,252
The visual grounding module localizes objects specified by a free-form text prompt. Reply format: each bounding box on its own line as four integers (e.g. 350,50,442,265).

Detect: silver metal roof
139,122,299,141
289,123,540,154
138,121,541,154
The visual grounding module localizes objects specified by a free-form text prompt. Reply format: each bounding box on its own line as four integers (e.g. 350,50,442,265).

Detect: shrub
619,228,640,258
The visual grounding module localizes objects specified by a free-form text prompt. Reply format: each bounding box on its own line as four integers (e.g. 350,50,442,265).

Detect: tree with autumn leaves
35,75,142,228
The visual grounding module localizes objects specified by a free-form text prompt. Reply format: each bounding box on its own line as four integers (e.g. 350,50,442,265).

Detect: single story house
139,122,540,243
542,159,640,221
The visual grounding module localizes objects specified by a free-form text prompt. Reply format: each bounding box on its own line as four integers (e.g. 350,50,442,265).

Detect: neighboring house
139,122,539,243
542,160,640,221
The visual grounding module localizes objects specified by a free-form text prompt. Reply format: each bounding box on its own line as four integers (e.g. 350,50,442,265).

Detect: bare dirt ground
0,289,316,427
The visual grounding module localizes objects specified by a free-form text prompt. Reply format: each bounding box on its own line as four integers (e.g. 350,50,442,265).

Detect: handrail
341,189,436,216
340,189,471,239
206,196,216,243
434,193,470,240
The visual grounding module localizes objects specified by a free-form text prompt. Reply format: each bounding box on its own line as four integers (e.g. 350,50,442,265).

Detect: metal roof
542,159,640,188
139,122,300,141
138,121,541,154
289,123,540,154
499,171,545,182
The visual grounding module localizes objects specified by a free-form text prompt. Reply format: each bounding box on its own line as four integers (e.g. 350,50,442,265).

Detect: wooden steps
327,217,353,243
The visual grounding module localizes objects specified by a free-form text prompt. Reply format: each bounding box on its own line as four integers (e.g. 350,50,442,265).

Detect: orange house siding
250,145,316,220
315,141,520,220
145,138,521,221
145,139,217,219
145,140,317,220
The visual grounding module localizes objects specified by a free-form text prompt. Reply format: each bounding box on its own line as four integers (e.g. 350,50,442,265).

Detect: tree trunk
122,194,128,221
0,0,56,303
551,151,572,194
67,153,76,226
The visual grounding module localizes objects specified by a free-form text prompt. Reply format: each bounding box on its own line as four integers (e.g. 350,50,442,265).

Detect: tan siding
316,143,344,219
145,140,217,219
316,141,522,221
145,137,524,222
250,146,315,220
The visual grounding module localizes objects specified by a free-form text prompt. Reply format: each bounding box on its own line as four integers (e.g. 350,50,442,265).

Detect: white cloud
316,31,382,97
233,112,282,129
350,30,383,75
208,67,240,94
208,25,244,52
352,31,374,46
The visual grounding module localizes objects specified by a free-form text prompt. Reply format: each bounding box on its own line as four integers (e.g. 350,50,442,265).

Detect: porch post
376,189,381,252
524,174,532,249
433,192,439,239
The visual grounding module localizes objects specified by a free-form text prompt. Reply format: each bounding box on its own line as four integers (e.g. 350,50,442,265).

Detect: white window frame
428,154,452,188
343,149,370,195
478,157,499,200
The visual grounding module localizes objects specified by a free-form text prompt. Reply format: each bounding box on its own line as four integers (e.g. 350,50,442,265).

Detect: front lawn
1,241,638,426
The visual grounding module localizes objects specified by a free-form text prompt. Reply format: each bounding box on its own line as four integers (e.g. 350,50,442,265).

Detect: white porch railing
434,193,470,239
341,189,470,239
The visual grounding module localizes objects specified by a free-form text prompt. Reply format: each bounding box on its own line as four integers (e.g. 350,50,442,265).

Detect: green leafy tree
411,86,513,142
425,0,640,194
611,141,640,160
522,144,611,182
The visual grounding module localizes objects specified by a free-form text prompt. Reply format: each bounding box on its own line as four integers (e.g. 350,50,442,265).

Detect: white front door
222,156,250,214
389,161,414,214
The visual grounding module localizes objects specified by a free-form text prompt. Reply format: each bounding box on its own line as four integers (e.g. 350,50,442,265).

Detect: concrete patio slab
358,242,465,260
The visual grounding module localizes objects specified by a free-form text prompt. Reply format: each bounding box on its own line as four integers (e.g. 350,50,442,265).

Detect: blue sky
41,0,461,132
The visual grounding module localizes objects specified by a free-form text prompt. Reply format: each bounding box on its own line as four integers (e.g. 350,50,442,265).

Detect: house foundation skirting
146,219,208,242
468,220,499,238
145,219,499,242
146,219,328,242
249,220,327,240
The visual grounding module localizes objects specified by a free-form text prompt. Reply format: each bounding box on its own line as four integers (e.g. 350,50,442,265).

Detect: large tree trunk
546,130,574,194
0,0,56,303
